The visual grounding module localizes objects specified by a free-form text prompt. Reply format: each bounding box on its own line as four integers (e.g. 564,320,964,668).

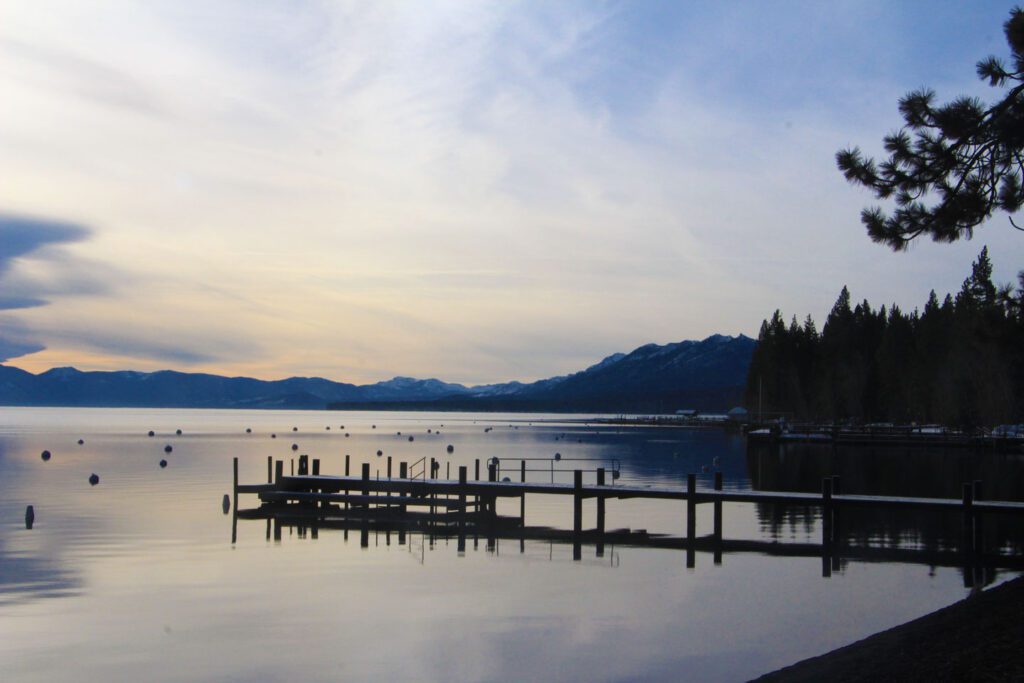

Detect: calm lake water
1,407,1021,682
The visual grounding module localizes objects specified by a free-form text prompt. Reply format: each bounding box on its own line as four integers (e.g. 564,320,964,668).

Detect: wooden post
822,477,834,578
312,458,320,476
458,466,467,531
362,463,370,508
486,462,497,517
447,462,450,479
596,468,606,535
232,457,239,544
267,455,272,483
962,481,974,558
686,473,696,540
298,454,308,476
973,480,984,555
290,459,294,476
275,459,283,484
387,456,392,478
475,458,480,481
713,470,723,566
399,462,408,513
520,459,527,526
430,457,436,480
345,454,350,476
573,470,583,535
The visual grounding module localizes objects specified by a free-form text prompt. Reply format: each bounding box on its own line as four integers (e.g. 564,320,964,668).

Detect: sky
1,0,1023,385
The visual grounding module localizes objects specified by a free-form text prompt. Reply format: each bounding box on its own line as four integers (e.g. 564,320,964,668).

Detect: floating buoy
89,473,100,486
293,427,298,432
502,477,511,482
271,433,276,438
340,425,345,429
176,429,182,435
77,439,84,445
612,470,621,480
222,494,230,514
326,426,330,430
246,428,251,433
446,445,454,453
554,453,561,461
148,431,155,437
408,436,414,442
25,505,34,529
397,431,401,436
372,425,376,429
291,444,298,451
159,459,167,468
41,450,51,461
376,450,383,456
345,433,350,437
164,445,173,453
427,429,432,434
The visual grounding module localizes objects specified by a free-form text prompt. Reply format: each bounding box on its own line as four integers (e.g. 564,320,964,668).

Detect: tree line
745,247,1024,427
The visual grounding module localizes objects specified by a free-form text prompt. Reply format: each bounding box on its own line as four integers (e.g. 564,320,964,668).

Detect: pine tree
836,8,1024,249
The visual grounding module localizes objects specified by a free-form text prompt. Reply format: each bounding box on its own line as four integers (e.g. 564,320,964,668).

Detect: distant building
727,406,749,423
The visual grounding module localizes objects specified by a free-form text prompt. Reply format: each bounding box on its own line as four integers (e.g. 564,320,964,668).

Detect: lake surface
1,407,1021,682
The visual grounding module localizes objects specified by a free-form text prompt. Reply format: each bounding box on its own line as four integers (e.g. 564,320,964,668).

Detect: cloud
0,213,90,278
0,213,93,361
1,2,1022,382
0,316,45,363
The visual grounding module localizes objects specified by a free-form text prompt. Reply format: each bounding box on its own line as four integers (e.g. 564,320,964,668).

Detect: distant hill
0,334,755,412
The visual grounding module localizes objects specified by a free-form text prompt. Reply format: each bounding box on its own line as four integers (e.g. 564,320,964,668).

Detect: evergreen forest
745,247,1024,428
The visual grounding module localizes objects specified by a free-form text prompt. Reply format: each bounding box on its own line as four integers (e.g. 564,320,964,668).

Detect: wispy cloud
1,1,1021,381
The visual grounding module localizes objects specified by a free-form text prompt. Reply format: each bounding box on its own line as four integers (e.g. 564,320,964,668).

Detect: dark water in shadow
0,408,1020,682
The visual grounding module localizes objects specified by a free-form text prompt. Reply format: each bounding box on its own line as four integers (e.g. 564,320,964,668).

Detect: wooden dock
232,454,1024,578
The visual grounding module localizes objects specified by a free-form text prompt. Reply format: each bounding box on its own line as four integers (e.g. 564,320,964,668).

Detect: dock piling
573,470,583,535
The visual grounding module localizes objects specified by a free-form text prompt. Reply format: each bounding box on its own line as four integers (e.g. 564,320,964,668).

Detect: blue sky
1,1,1022,384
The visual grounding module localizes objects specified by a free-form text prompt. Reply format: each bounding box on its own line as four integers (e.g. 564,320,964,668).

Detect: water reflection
2,408,1022,683
748,441,1024,588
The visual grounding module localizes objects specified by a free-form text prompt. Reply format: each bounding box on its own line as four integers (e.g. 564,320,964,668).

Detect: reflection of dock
233,456,1024,583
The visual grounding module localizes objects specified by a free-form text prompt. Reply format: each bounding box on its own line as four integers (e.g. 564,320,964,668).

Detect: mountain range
0,334,755,413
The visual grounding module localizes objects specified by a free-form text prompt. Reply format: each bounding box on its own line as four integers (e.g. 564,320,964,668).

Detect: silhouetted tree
745,248,1024,426
836,7,1024,249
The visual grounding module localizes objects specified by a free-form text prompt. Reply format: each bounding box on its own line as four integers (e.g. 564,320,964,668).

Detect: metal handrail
409,456,426,481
